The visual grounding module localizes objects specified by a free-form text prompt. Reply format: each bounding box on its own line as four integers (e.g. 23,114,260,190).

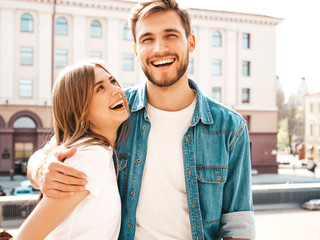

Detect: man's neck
146,77,196,111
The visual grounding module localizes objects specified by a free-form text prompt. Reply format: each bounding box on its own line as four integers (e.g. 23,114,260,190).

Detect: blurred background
0,0,319,239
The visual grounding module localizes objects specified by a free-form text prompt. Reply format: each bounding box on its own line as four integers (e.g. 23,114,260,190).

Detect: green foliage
277,118,289,150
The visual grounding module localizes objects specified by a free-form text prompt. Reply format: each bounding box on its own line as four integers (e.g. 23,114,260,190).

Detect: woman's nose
110,84,121,97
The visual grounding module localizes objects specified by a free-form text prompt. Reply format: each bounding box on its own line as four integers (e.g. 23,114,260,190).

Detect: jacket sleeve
219,121,255,239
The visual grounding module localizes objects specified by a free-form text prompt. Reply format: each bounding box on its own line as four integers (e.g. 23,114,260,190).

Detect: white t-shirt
135,97,197,240
45,142,121,240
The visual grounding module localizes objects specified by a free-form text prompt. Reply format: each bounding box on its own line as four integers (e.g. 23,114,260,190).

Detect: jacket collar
130,79,214,125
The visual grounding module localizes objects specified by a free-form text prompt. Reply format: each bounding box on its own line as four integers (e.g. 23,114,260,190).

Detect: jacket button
137,158,141,163
188,169,191,175
192,203,195,209
131,191,135,196
217,173,221,180
186,137,188,143
142,126,147,130
128,224,133,229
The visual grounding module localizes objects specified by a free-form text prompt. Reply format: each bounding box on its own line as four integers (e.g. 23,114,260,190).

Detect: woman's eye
97,85,104,92
110,79,118,85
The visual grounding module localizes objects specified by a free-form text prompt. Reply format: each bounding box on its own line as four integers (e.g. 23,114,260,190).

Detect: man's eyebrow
164,28,181,34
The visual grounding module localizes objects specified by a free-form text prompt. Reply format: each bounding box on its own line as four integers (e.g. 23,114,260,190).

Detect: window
19,79,33,98
123,23,133,40
188,57,194,74
242,61,250,76
21,13,33,32
91,20,101,38
310,103,313,113
310,124,313,136
242,88,250,103
56,17,68,35
123,53,134,71
243,115,251,130
242,33,250,49
212,87,221,102
13,117,36,128
212,59,222,76
212,31,222,47
20,47,33,65
89,51,102,59
55,49,68,67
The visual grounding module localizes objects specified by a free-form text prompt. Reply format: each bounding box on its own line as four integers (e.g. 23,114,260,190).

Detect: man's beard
142,52,189,87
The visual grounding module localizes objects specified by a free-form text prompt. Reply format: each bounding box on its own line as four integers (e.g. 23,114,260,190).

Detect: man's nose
153,39,169,53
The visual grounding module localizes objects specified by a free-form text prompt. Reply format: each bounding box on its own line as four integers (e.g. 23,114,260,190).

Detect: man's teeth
110,99,124,109
152,58,174,66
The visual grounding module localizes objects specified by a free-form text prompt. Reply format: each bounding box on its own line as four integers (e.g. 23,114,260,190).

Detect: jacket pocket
117,153,129,209
196,165,228,222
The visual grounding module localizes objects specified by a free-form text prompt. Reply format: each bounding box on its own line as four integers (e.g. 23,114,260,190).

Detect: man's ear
133,44,138,57
188,34,196,53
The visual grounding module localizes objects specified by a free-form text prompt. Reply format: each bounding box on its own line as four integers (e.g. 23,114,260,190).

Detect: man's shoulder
203,96,246,128
123,85,143,102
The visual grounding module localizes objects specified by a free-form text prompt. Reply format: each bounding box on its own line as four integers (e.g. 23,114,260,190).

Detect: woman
16,59,129,240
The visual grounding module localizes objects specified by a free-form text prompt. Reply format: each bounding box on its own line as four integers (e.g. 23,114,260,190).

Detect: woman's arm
15,190,89,240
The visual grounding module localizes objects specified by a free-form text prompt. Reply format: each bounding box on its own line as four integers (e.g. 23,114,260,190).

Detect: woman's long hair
38,59,129,202
52,59,129,150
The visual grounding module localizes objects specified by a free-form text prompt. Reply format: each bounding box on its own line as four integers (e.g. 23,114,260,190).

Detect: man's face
134,10,195,87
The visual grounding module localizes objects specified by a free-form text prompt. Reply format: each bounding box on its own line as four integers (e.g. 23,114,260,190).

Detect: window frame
242,61,250,76
90,20,102,38
212,31,222,47
21,13,33,32
212,59,222,76
242,88,250,103
19,79,33,98
242,33,250,49
20,46,33,66
55,49,68,68
56,17,68,35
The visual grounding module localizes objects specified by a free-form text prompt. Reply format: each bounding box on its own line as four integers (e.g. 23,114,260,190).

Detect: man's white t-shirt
135,97,197,240
45,142,121,240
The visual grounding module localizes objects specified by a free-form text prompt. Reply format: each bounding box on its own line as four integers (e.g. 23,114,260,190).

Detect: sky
129,0,320,97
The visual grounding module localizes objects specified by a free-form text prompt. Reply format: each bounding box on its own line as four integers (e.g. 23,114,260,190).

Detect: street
255,208,320,240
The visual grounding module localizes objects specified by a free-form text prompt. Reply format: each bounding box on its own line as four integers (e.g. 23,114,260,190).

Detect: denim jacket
115,79,255,240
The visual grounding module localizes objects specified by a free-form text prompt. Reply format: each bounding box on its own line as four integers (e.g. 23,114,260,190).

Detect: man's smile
151,57,175,67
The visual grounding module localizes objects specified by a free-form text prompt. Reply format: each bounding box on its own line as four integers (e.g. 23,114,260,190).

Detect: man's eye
142,38,152,43
167,34,177,38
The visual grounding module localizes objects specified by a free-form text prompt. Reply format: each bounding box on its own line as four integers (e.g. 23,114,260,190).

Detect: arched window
212,31,222,47
56,17,68,35
13,117,36,129
21,13,33,32
123,23,133,40
91,20,101,38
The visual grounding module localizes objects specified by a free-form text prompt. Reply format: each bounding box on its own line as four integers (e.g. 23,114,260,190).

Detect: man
28,0,255,239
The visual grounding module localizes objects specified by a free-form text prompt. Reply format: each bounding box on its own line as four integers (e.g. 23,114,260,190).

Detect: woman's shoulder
64,138,113,165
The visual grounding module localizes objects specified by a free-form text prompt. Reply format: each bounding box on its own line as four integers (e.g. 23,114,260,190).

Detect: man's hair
129,0,191,43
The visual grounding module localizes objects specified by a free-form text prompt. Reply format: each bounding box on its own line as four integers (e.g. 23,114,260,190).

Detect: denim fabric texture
115,79,255,240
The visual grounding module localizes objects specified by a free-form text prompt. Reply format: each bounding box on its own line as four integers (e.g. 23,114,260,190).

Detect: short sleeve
64,145,115,197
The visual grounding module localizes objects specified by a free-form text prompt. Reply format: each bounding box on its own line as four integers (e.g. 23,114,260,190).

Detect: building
305,93,320,162
0,0,282,174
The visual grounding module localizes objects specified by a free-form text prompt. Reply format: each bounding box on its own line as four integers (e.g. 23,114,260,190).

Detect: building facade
305,93,320,162
0,0,282,174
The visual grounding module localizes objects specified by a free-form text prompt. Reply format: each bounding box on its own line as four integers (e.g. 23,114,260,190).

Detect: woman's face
87,67,129,137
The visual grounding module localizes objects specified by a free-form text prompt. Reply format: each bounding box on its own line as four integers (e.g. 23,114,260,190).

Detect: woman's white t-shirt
45,142,121,240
